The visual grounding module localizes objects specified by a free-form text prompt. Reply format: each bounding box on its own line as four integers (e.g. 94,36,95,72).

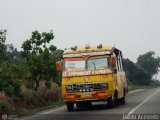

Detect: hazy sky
1,0,160,78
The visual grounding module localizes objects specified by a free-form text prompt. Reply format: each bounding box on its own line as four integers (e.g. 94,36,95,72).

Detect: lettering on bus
63,69,112,77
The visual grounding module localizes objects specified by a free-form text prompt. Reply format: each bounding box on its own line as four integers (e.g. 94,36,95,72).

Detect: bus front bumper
63,90,112,102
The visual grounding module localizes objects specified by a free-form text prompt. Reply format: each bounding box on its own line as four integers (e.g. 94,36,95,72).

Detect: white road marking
42,106,66,114
128,89,145,94
22,106,66,120
128,89,160,114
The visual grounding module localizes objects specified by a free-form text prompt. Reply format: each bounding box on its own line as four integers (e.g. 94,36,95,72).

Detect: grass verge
16,100,64,117
128,84,153,92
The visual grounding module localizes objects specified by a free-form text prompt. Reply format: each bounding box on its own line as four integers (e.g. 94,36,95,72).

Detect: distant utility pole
0,29,7,43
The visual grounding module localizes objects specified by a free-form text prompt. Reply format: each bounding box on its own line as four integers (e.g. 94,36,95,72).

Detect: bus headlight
101,83,108,89
66,85,72,91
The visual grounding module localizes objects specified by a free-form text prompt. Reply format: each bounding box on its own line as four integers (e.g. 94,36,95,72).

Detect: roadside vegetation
124,52,160,91
0,29,160,115
0,30,63,115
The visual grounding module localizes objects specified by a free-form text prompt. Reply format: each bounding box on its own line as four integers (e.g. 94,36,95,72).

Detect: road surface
21,88,160,120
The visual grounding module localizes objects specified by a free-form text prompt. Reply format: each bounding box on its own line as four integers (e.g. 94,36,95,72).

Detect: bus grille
67,82,108,92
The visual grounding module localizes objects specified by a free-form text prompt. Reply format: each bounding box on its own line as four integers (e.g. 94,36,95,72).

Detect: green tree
0,62,21,97
4,44,23,63
137,51,160,79
124,58,150,85
0,29,7,43
0,30,22,97
50,49,63,86
21,30,57,90
0,30,7,61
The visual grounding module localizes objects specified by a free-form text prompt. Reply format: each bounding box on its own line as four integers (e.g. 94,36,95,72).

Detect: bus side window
119,51,124,71
116,55,120,71
116,51,124,72
121,52,125,71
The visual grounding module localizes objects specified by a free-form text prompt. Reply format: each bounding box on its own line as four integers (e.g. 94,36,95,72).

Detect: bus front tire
66,102,74,111
107,91,118,108
119,88,126,104
119,92,126,104
76,102,81,108
120,96,125,104
107,96,118,108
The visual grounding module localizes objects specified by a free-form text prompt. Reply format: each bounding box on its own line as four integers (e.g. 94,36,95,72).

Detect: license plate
82,92,90,97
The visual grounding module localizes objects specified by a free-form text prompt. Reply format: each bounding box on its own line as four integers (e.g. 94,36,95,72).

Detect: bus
56,44,128,111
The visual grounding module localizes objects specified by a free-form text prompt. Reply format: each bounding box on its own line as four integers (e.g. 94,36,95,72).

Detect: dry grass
0,81,63,115
0,92,14,114
21,81,62,108
0,92,8,101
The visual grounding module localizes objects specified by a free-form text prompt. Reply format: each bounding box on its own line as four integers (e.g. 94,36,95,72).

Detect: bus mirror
111,57,116,67
56,61,62,72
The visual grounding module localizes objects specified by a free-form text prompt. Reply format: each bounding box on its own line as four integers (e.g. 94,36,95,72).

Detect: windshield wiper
92,60,96,70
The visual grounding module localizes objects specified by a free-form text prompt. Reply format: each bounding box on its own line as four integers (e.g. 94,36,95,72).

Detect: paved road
21,88,160,120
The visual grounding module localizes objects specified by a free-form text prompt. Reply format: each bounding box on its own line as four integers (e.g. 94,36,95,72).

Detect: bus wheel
119,89,126,104
107,96,115,108
76,102,83,108
66,102,74,111
120,96,125,104
107,92,118,108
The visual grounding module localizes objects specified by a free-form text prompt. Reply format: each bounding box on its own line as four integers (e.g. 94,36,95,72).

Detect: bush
21,81,61,108
0,63,21,97
0,79,21,97
0,101,11,114
0,92,14,114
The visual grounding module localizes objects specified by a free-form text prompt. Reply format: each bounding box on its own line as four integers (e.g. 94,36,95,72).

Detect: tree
0,62,21,97
51,49,63,86
4,44,23,63
0,30,7,61
21,30,57,90
0,29,7,43
137,51,160,79
0,30,22,97
124,51,160,85
124,58,150,85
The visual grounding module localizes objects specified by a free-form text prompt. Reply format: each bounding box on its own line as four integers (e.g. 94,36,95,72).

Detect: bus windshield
87,57,109,69
64,58,85,71
64,57,109,71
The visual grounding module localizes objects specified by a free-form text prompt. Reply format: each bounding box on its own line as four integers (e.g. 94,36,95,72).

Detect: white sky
0,0,160,78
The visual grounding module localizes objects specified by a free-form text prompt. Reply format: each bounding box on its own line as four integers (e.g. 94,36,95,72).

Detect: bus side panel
116,71,127,99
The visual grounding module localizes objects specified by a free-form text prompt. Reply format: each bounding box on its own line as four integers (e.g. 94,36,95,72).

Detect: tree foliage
124,58,150,85
124,51,160,85
0,30,7,61
21,30,62,90
0,30,22,97
137,51,160,79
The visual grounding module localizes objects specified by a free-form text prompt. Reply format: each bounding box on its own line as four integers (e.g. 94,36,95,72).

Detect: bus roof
63,45,120,54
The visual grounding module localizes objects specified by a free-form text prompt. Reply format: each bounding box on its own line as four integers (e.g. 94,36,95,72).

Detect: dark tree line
124,52,160,86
